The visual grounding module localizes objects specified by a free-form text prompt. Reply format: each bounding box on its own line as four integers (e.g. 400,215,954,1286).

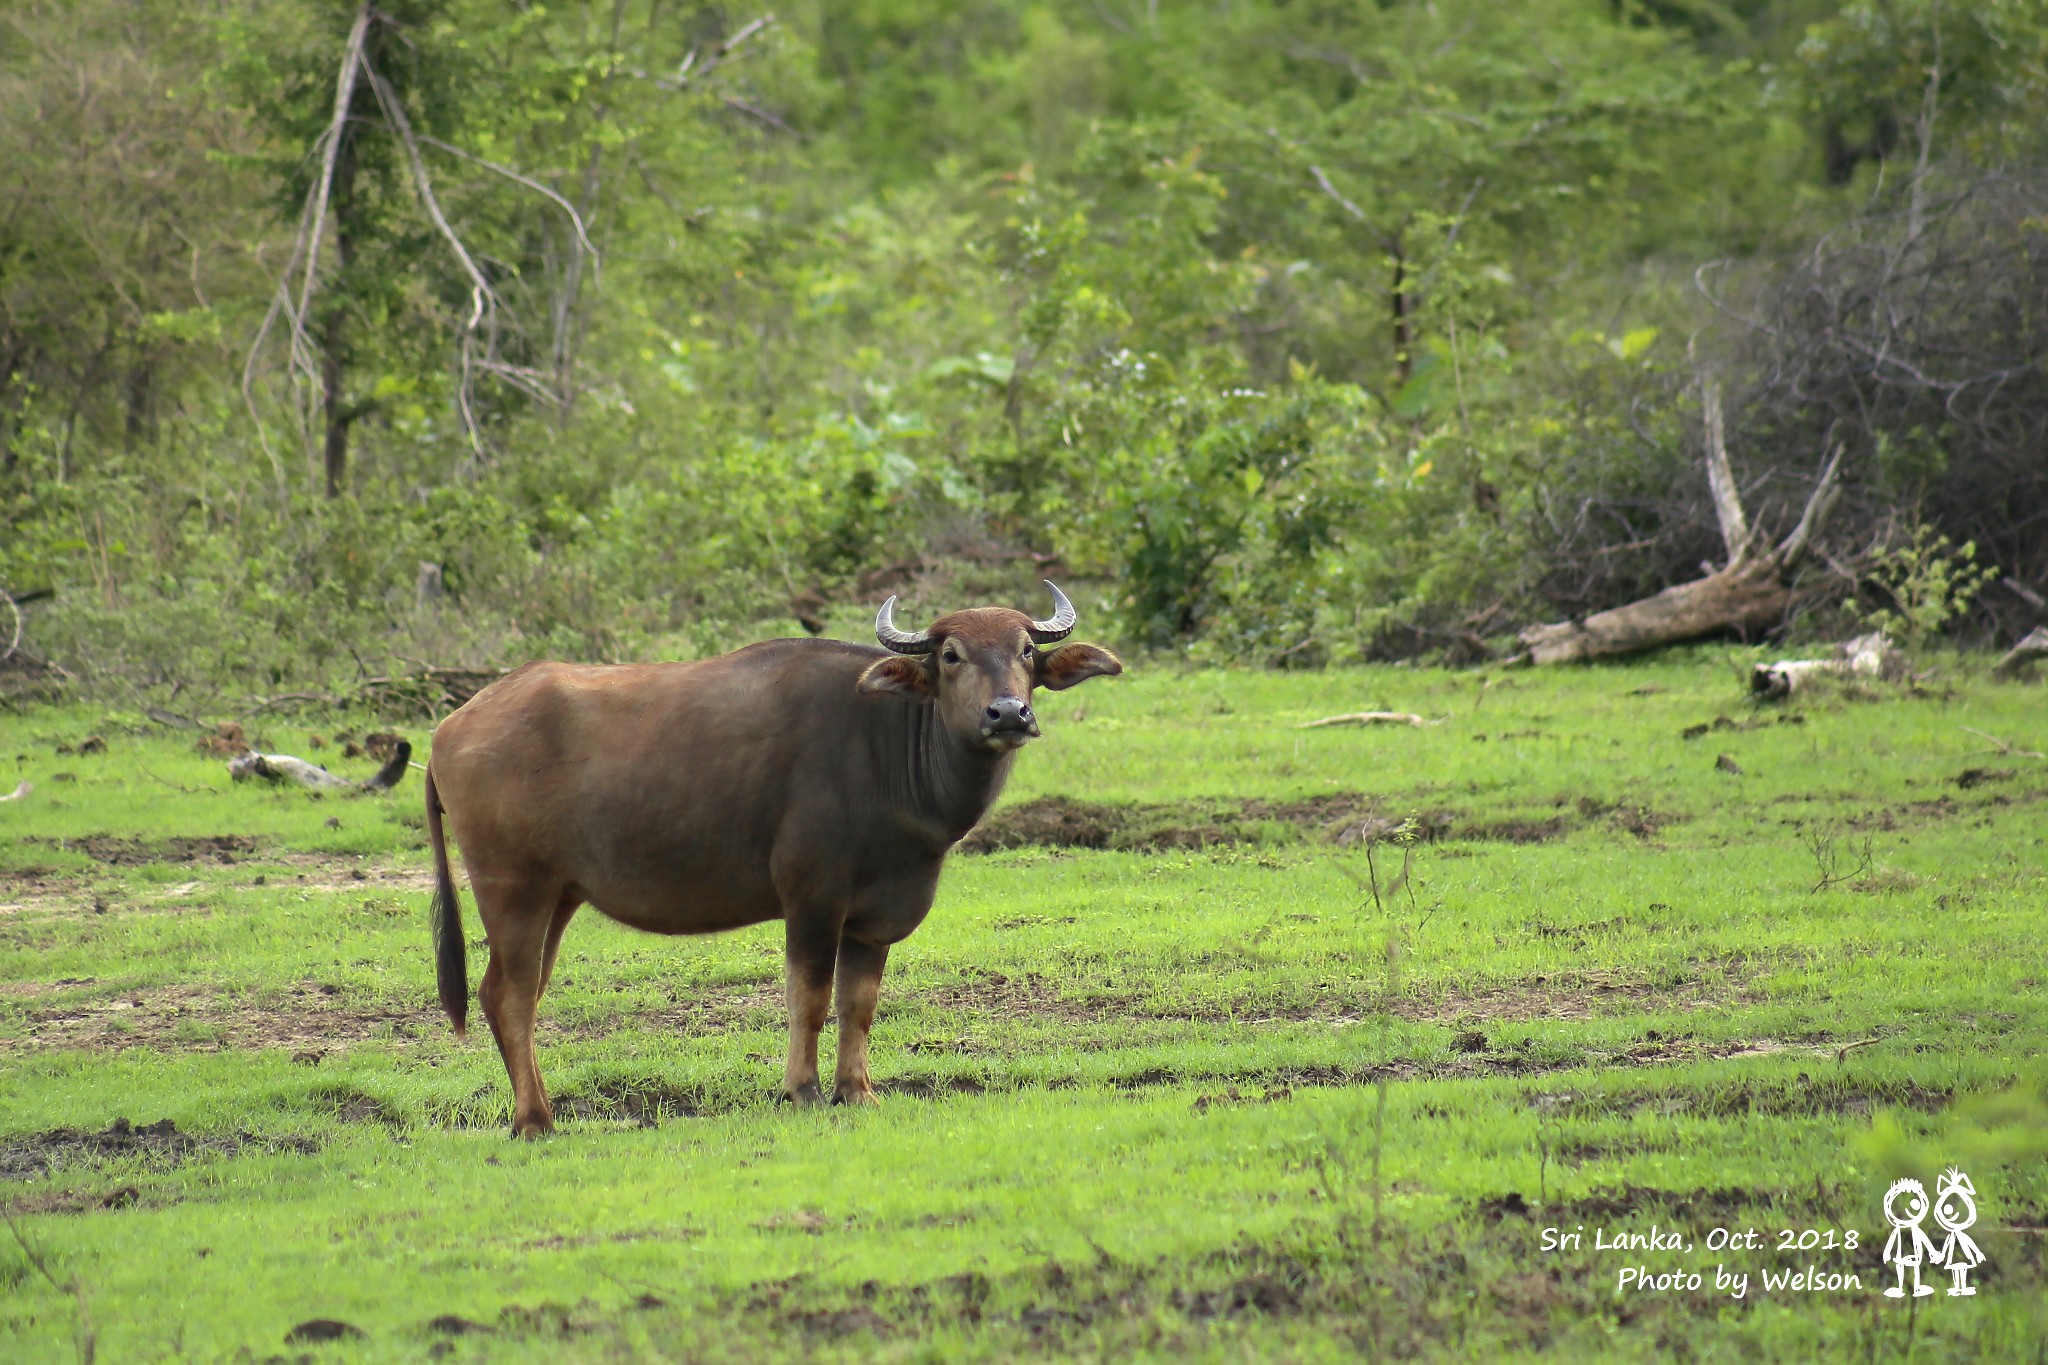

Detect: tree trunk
322,78,361,498
1389,236,1410,388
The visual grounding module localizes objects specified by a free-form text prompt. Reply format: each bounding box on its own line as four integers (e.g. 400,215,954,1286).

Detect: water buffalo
424,583,1122,1135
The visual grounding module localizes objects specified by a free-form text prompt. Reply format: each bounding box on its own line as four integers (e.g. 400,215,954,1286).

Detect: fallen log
1516,384,1843,666
229,740,412,792
1750,632,1897,699
1993,625,2048,678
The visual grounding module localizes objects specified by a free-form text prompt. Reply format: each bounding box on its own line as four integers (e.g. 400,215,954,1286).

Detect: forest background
3,0,2046,704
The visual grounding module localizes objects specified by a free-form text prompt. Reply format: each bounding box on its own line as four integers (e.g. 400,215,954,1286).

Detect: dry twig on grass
4,1210,95,1365
1960,727,2045,759
1297,711,1438,730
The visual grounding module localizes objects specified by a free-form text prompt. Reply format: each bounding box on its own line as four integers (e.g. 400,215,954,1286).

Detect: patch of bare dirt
552,1079,712,1123
3,1182,151,1215
24,834,259,866
1480,1184,1806,1224
0,858,434,924
1536,1074,1951,1120
277,857,436,893
0,1117,315,1180
961,793,1684,854
2,980,430,1055
552,985,785,1042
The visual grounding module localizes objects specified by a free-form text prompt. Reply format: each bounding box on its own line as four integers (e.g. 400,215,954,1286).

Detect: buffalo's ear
857,655,936,702
1035,642,1124,691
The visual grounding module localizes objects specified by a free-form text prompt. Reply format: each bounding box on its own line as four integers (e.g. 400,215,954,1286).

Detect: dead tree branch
4,1210,95,1365
417,135,600,259
1517,427,1845,666
1701,383,1751,565
242,4,602,475
241,3,372,487
359,47,498,453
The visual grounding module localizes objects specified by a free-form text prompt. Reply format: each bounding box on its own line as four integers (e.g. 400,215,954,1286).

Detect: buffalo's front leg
781,916,840,1105
832,937,890,1105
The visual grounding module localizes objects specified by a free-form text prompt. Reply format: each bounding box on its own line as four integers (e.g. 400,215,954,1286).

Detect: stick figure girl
1882,1177,1940,1298
1932,1168,1983,1296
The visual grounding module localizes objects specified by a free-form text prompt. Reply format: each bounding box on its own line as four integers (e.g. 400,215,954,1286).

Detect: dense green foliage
3,1,2046,694
2,660,2044,1358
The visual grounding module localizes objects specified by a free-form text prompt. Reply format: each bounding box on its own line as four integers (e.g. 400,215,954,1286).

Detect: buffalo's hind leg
832,937,890,1105
476,878,572,1138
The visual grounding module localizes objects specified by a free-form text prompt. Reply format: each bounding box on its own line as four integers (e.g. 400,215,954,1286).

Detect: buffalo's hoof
780,1082,826,1107
510,1113,555,1140
831,1086,879,1107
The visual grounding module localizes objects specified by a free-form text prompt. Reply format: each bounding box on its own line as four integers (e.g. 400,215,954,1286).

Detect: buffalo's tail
425,765,468,1039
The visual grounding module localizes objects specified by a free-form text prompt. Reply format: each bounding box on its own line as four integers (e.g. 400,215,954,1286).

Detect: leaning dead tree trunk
1516,385,1843,666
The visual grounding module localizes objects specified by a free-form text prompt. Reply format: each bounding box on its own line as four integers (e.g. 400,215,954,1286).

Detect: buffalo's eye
942,645,960,664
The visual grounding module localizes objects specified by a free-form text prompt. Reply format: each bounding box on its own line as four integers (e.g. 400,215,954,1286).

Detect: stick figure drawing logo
1932,1169,1985,1297
1883,1170,1985,1299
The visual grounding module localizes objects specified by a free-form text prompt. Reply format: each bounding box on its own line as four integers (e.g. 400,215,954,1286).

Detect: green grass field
2,652,2044,1361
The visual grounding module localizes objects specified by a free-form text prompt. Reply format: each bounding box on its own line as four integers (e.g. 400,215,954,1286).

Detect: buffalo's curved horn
1028,580,1077,644
874,596,936,654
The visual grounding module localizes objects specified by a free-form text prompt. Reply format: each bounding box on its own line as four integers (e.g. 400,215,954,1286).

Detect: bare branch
1308,164,1368,223
1440,175,1486,255
721,94,801,137
241,6,373,490
1775,443,1844,568
1701,382,1752,565
417,135,600,259
359,44,500,452
633,13,779,90
294,6,372,373
4,1210,95,1365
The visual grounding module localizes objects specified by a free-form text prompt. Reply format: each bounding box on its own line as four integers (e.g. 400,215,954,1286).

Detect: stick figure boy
1932,1168,1984,1297
1883,1177,1941,1298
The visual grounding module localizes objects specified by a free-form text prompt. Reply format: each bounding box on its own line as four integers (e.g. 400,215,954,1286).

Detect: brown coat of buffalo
425,585,1121,1135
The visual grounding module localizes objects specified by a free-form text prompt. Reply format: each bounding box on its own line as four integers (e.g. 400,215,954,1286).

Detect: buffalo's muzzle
981,697,1039,745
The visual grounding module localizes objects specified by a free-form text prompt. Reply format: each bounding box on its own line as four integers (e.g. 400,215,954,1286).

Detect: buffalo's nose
984,697,1035,730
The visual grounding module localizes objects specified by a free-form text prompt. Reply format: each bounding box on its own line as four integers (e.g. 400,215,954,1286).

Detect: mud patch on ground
0,1117,315,1180
300,1084,406,1126
24,834,259,866
549,961,1755,1040
552,985,785,1042
1536,1074,1951,1120
277,856,437,893
3,1182,155,1215
960,793,1683,854
1479,1184,1822,1224
552,1079,711,1123
2,980,429,1054
1392,967,1755,1025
